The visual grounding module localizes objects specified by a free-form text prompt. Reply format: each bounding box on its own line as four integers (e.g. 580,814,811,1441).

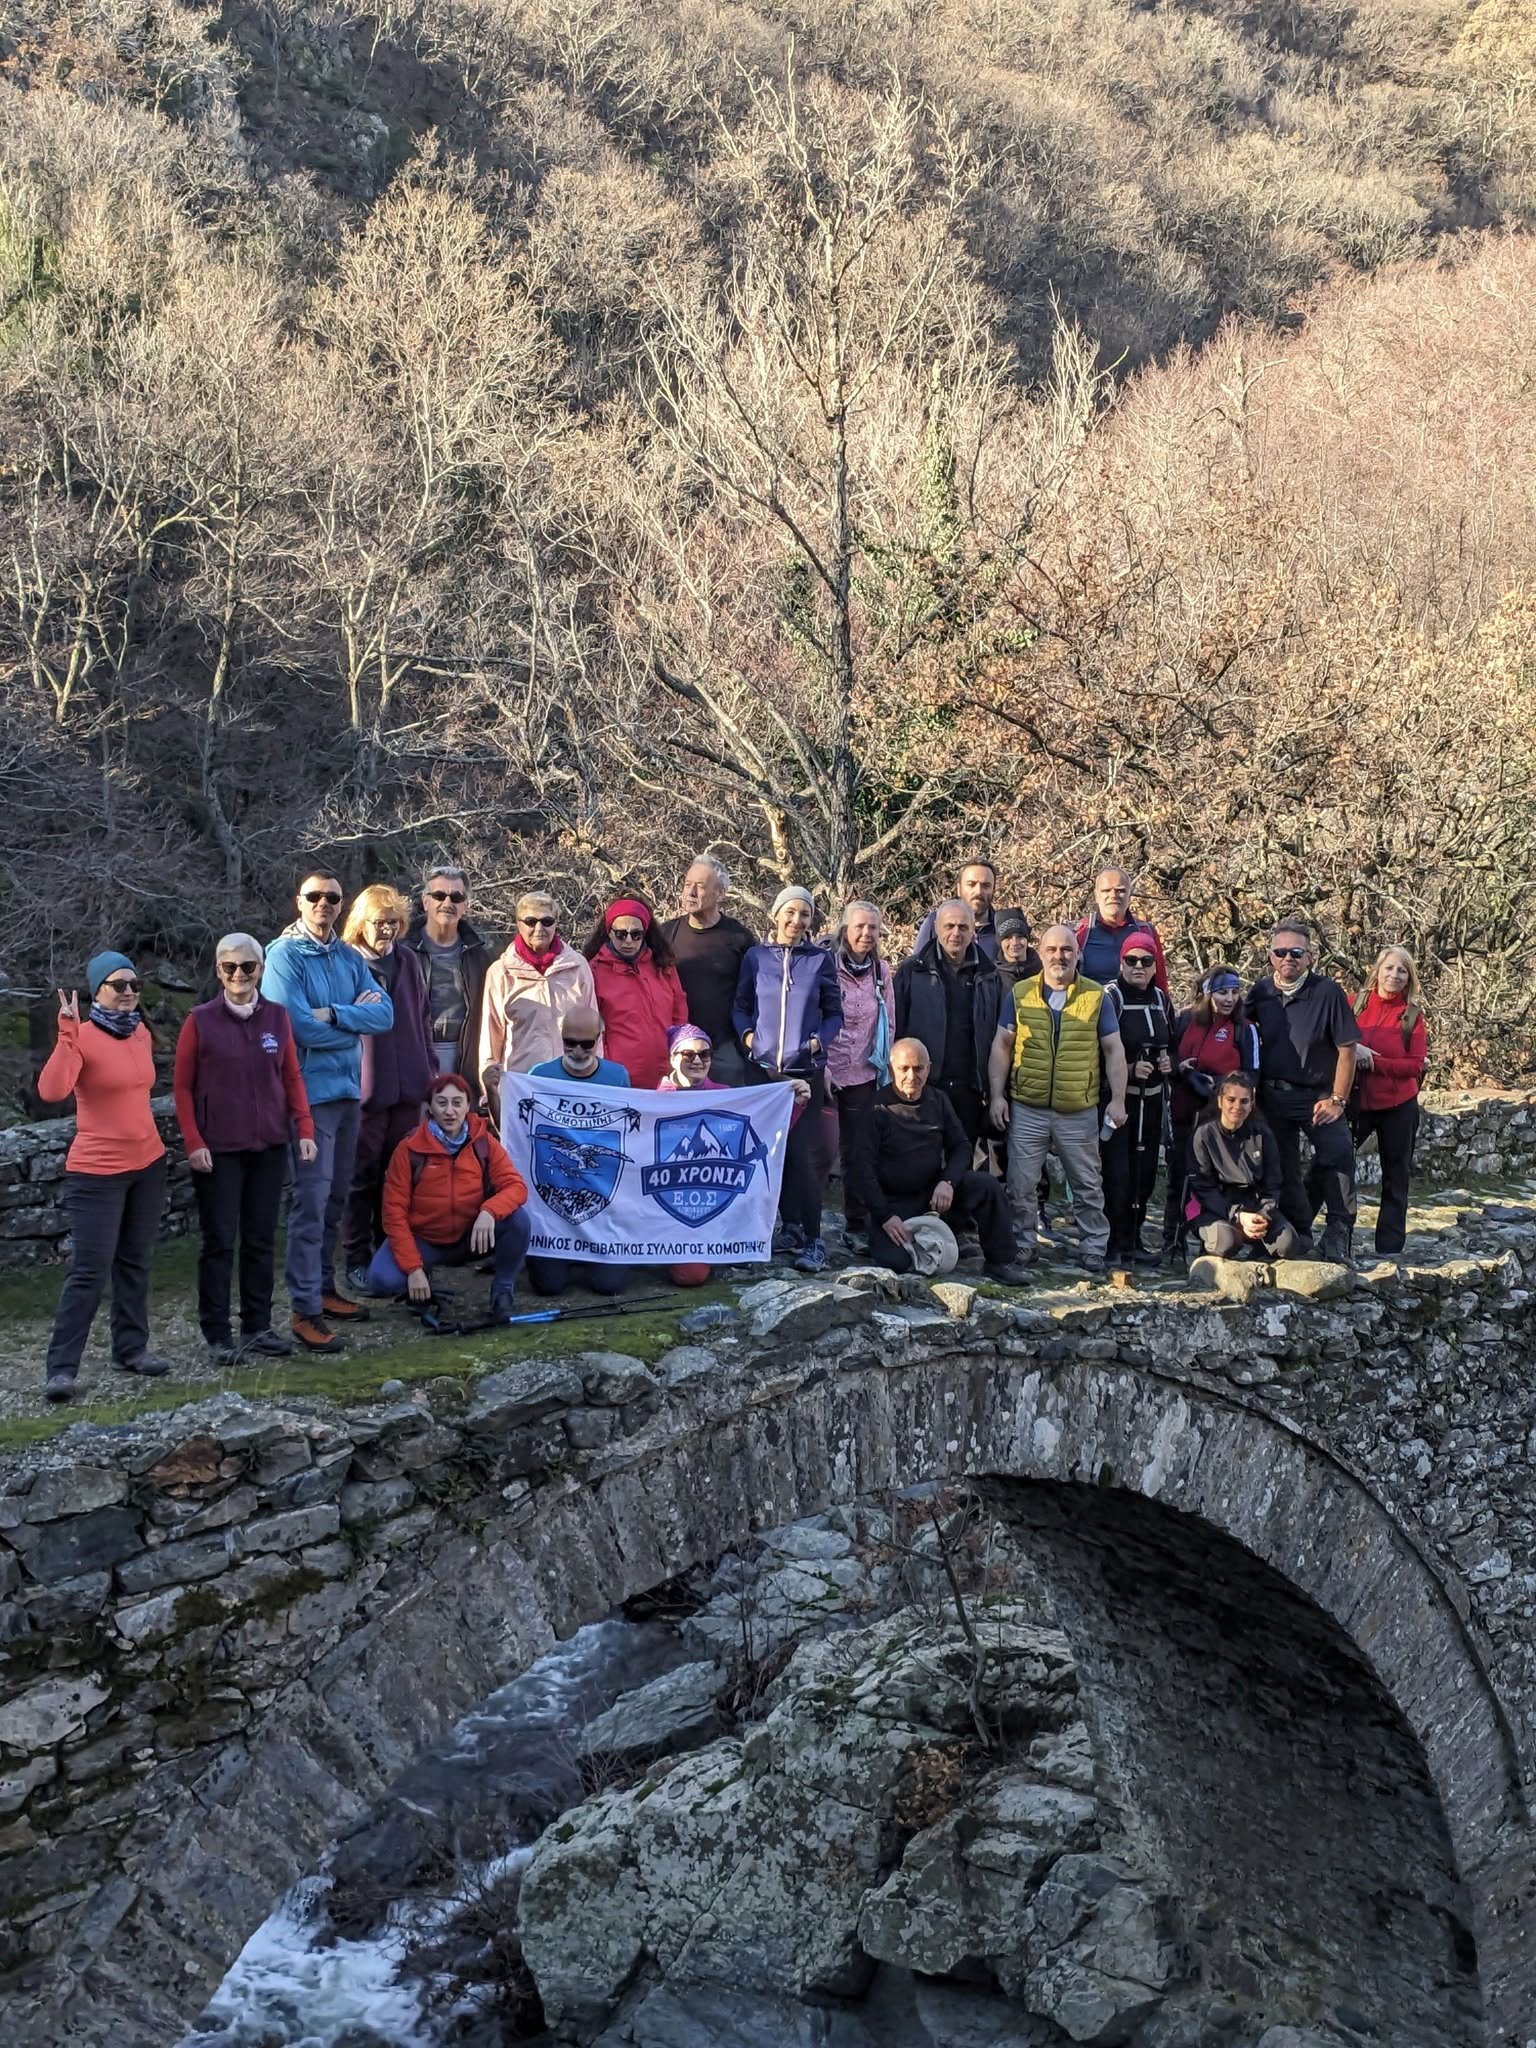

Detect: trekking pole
417,1292,681,1337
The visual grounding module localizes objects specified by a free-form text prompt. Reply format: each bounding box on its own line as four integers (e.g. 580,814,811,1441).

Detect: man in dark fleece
1192,1073,1298,1259
851,1039,1029,1286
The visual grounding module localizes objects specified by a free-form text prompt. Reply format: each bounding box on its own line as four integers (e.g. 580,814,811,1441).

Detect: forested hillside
1,0,1534,1067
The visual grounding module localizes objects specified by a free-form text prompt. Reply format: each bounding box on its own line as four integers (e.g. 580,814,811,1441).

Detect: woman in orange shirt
38,952,171,1403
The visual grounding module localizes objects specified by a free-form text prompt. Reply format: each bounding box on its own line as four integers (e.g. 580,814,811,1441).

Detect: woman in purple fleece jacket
341,886,435,1283
732,886,843,1274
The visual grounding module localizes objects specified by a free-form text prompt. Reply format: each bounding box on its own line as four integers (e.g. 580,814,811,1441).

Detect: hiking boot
489,1289,519,1320
206,1339,239,1367
117,1352,171,1377
793,1236,828,1274
44,1370,77,1404
292,1313,344,1354
843,1229,870,1257
983,1262,1032,1288
241,1327,295,1358
773,1223,807,1256
346,1265,374,1297
321,1291,370,1322
1133,1246,1161,1267
1075,1250,1108,1277
1318,1228,1355,1267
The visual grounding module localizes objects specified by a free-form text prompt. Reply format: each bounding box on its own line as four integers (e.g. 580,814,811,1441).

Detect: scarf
427,1117,470,1153
838,947,876,975
88,1005,140,1039
512,931,560,975
222,994,258,1019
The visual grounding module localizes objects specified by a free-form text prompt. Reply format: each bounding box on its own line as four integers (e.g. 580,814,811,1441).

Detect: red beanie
606,897,652,930
1120,930,1156,961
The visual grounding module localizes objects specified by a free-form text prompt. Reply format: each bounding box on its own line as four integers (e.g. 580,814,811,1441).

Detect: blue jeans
366,1208,531,1297
286,1098,360,1317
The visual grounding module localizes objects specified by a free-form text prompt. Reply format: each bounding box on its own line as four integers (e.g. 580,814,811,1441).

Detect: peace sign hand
57,990,80,1024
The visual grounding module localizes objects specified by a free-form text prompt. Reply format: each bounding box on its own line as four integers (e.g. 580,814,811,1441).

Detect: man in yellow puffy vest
987,925,1128,1272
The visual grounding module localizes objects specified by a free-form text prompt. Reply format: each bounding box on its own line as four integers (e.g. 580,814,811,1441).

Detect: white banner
498,1072,794,1266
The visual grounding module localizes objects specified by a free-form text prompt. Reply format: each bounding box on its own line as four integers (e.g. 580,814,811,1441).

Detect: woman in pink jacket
583,896,688,1089
825,900,896,1253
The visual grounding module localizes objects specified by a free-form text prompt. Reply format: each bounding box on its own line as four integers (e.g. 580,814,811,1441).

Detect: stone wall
0,1086,1529,1269
0,1098,194,1267
2,1249,1536,2044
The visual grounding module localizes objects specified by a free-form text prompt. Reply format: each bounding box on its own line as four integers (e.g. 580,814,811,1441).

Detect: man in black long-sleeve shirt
852,1040,1028,1285
1247,918,1359,1261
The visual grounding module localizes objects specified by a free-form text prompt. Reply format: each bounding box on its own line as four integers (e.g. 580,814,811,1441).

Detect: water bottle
1100,1112,1118,1141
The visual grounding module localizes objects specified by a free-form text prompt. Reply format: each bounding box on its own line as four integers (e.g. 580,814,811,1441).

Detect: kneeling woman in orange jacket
367,1072,530,1312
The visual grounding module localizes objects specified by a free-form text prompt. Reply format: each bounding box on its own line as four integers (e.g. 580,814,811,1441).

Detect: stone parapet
0,1098,193,1266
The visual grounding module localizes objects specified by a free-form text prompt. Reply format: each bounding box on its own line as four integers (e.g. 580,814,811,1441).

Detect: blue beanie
86,950,135,997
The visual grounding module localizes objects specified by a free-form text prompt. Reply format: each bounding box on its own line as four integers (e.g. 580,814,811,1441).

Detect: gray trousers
1006,1103,1109,1256
1199,1217,1299,1258
285,1098,360,1316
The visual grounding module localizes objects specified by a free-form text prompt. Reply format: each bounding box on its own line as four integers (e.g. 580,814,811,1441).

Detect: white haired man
660,853,755,1086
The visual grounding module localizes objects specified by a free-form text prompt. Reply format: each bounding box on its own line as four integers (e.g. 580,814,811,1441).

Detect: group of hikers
35,856,1428,1403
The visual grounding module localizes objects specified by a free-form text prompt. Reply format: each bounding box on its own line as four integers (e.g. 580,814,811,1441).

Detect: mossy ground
0,1236,740,1451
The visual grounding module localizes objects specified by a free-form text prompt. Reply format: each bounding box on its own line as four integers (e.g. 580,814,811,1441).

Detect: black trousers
1162,1119,1195,1249
46,1158,168,1378
1263,1084,1356,1239
935,1076,984,1151
1101,1091,1165,1262
865,1169,1016,1273
1351,1097,1419,1253
193,1145,288,1344
831,1079,879,1227
778,1069,829,1239
342,1101,421,1271
527,1255,627,1297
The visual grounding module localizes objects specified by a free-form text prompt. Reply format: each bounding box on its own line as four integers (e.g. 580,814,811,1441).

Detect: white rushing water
179,1619,676,2048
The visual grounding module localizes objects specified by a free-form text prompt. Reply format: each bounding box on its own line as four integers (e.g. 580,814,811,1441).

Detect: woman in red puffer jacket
583,896,688,1089
1350,945,1429,1257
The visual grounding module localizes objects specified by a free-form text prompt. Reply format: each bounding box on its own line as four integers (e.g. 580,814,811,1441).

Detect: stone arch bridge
1,1253,1534,2046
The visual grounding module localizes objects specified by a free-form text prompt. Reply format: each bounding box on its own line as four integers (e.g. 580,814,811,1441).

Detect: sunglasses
101,977,140,995
302,890,342,907
521,915,557,930
1122,954,1155,967
1271,946,1307,959
610,926,646,942
218,962,260,980
678,1048,711,1061
562,1037,597,1051
426,890,466,904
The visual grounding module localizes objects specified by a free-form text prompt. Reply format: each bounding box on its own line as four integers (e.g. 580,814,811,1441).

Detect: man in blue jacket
262,869,394,1351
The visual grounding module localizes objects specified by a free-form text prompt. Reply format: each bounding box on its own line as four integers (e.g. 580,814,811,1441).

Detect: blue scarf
428,1117,469,1153
88,1005,140,1040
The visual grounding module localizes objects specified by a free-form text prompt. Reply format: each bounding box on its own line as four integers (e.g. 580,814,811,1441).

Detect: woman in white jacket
478,891,599,1119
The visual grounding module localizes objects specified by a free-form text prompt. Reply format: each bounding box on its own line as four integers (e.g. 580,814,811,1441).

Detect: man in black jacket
402,866,493,1089
911,858,1028,965
893,900,1002,1148
1247,918,1359,1262
851,1041,1028,1285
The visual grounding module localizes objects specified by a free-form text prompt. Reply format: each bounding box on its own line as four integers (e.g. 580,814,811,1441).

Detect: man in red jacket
368,1073,530,1311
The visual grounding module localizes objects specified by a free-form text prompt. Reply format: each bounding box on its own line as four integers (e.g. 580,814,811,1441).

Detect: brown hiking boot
321,1291,370,1322
291,1313,343,1353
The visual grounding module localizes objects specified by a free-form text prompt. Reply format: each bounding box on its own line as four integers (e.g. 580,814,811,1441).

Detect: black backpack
409,1133,495,1200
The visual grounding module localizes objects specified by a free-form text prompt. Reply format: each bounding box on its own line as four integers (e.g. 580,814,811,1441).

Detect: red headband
606,898,651,930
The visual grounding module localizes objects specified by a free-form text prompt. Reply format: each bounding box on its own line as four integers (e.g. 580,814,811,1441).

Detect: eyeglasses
679,1049,710,1062
1270,946,1307,960
101,977,140,995
426,890,466,905
521,915,556,930
610,926,646,943
303,890,342,907
562,1037,597,1051
218,962,259,980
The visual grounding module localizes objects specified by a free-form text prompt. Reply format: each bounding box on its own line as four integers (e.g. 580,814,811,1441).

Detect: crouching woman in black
1192,1074,1299,1261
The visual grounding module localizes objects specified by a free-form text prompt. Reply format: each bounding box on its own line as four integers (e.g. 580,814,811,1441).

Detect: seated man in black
1191,1074,1299,1260
851,1038,1029,1286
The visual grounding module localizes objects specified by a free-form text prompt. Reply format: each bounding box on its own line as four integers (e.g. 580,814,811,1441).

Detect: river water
179,1618,695,2048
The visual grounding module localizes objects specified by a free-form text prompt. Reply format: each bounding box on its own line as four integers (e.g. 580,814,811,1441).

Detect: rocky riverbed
179,1489,1480,2048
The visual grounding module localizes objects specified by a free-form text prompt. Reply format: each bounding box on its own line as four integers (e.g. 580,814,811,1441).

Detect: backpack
409,1133,494,1200
1352,992,1422,1052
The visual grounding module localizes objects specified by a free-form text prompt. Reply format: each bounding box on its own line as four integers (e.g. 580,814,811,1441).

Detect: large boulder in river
517,1601,1187,2040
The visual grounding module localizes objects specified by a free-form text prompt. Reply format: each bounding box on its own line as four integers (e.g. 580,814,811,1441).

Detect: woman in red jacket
583,896,687,1089
39,952,170,1402
1161,967,1259,1264
1350,945,1429,1256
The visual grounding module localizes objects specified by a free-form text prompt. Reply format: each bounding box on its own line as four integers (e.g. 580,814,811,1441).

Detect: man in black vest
851,1040,1028,1285
1247,918,1360,1262
893,900,1002,1149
